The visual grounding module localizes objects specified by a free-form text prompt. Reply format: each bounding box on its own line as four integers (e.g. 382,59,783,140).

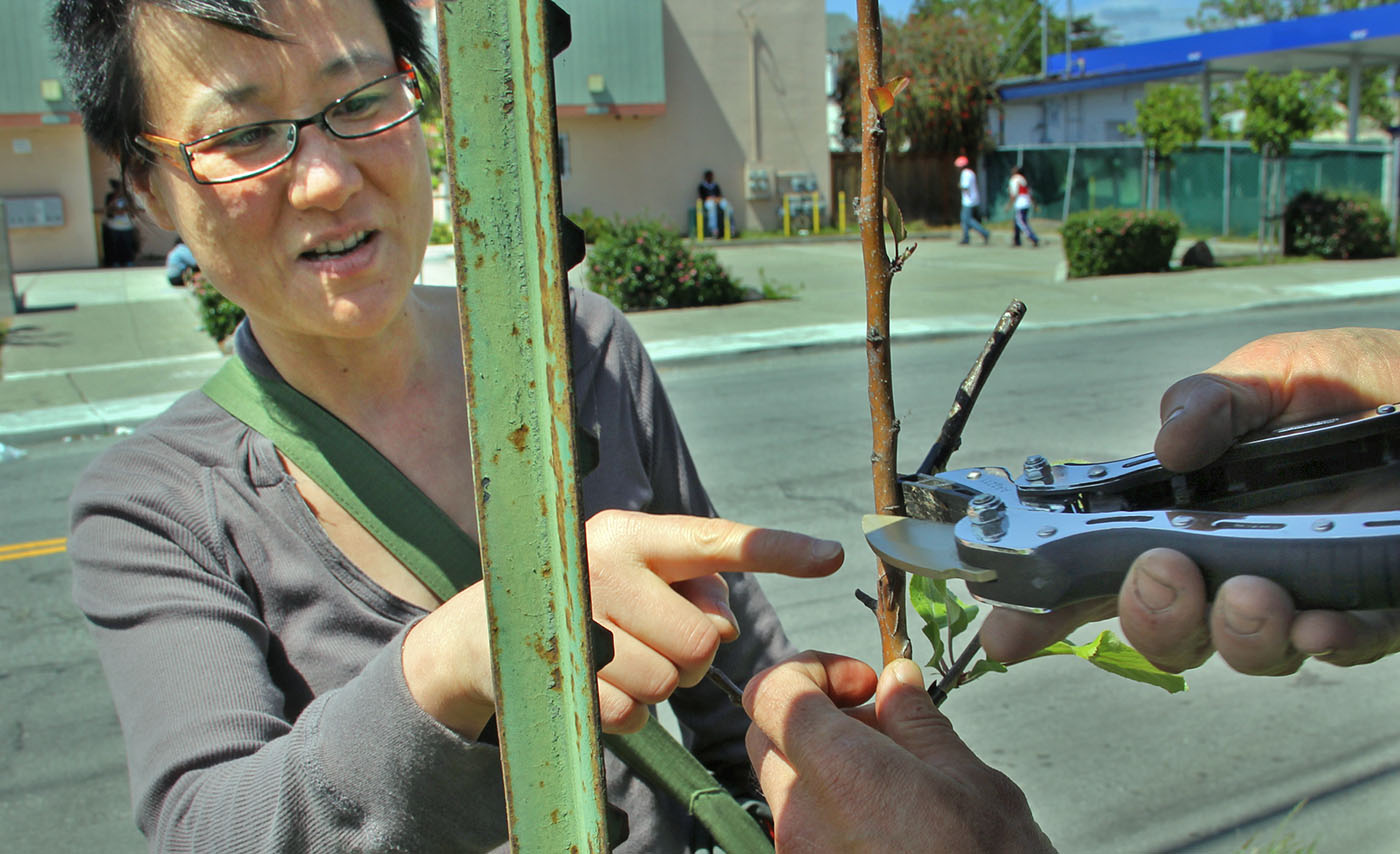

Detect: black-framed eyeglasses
135,64,423,185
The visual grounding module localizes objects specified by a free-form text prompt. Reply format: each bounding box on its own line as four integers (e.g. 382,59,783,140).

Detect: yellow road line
0,538,68,562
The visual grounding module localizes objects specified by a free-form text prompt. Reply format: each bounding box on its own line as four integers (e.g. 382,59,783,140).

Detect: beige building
3,2,177,273
1,122,98,272
2,3,97,272
552,0,831,235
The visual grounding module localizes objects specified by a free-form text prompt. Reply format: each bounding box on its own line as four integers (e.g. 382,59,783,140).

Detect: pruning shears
864,403,1400,614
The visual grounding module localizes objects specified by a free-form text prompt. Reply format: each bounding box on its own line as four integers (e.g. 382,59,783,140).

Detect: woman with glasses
55,1,841,850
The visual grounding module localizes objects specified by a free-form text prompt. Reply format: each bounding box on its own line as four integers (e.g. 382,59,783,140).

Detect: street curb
639,276,1400,365
0,391,191,446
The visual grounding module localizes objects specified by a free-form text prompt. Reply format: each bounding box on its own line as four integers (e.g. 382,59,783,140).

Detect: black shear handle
961,509,1400,613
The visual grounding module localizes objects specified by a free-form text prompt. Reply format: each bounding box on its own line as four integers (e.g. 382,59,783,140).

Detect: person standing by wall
955,155,989,246
102,179,138,266
1008,165,1039,248
697,169,731,239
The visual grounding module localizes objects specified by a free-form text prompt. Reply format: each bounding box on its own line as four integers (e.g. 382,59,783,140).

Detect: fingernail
1133,565,1178,612
888,658,924,688
707,603,739,638
810,538,842,561
1163,406,1187,424
1221,602,1265,637
1309,649,1334,659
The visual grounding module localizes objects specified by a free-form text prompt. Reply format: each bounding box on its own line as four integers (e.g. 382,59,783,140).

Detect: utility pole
1040,1,1048,78
1064,0,1072,77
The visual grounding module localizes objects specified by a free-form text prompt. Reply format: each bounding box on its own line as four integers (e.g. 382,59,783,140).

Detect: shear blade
861,515,998,583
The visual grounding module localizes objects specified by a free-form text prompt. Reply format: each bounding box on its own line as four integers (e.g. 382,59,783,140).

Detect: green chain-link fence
979,141,1391,237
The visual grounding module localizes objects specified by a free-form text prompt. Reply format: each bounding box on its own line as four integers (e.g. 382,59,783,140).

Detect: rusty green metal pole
436,2,609,850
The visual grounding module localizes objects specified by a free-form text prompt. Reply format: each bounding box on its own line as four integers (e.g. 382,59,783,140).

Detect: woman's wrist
402,610,497,740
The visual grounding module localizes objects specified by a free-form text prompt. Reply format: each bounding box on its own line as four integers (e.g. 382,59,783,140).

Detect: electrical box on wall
744,167,772,200
4,196,64,229
777,171,819,196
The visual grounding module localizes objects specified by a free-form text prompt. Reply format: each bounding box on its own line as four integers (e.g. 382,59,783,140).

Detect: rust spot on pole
508,423,529,452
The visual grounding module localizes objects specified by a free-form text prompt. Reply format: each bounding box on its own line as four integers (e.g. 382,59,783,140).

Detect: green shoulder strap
609,717,775,852
202,358,480,601
201,357,773,853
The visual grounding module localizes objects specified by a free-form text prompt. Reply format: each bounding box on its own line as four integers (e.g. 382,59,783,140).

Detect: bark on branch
857,0,911,665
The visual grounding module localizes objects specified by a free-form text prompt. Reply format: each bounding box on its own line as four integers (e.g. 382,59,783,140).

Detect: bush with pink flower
587,217,743,311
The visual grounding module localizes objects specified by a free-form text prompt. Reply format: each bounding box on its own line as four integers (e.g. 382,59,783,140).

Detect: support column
0,202,15,318
1348,54,1362,144
1201,68,1212,136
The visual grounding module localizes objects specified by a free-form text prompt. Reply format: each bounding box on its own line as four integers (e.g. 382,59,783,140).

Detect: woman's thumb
873,659,977,766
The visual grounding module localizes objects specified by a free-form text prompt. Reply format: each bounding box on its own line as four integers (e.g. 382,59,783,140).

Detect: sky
823,0,1201,45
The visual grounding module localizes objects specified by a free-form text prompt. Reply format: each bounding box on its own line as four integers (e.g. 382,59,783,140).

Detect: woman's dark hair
50,0,438,178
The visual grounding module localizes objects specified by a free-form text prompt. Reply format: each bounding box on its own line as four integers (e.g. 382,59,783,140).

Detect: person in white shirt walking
955,155,989,245
1008,165,1040,248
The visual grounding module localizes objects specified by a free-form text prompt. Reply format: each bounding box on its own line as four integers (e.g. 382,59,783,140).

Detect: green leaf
963,658,1007,683
943,584,977,640
908,573,942,623
919,621,946,667
909,575,947,665
882,186,907,243
1031,630,1187,694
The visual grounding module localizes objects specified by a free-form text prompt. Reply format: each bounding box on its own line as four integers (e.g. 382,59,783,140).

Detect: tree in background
833,1,1115,154
1119,83,1205,210
1240,67,1341,253
1188,0,1390,31
910,0,1115,78
836,12,999,154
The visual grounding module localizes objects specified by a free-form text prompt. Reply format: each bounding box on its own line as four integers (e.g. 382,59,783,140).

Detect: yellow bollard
695,200,704,241
838,191,846,233
783,196,791,237
812,191,821,235
723,211,731,240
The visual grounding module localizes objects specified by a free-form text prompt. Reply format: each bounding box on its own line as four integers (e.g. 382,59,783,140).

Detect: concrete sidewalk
3,230,1400,444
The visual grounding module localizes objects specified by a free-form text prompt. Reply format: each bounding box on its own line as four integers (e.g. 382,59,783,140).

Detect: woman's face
130,0,433,345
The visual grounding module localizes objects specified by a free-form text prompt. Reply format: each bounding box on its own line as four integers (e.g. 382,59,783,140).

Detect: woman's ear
127,167,175,231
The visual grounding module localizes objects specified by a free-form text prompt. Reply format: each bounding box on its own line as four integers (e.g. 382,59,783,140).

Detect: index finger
595,512,844,584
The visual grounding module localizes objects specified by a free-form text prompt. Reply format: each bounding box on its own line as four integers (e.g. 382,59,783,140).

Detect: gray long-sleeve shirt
69,288,792,852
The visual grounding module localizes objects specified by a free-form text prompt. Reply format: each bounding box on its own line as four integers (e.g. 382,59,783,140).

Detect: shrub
1061,209,1182,278
190,273,246,344
430,220,454,246
1284,190,1394,260
587,218,743,311
569,207,618,245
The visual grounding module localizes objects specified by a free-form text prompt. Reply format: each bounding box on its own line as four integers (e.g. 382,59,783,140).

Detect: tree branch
917,299,1028,476
857,0,911,665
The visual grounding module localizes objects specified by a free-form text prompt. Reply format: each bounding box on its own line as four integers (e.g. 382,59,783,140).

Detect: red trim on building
0,112,81,128
557,103,666,119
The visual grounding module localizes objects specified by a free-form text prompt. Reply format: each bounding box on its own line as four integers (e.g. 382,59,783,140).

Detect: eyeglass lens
185,74,418,183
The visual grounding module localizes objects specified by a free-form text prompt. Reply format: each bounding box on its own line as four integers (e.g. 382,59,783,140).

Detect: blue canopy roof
1003,3,1400,102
